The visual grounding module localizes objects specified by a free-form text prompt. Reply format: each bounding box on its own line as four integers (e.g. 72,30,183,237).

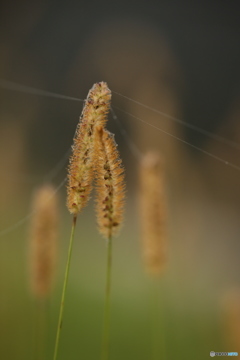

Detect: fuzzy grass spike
94,126,125,238
67,82,111,214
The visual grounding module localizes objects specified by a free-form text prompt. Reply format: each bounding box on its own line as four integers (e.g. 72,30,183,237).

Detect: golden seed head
139,151,167,276
67,82,111,214
29,184,58,299
94,126,125,239
222,288,240,348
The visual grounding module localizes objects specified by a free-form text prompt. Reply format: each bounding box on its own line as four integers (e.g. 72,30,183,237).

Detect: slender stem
33,299,46,360
151,278,167,360
101,235,113,360
151,279,159,360
36,299,47,360
53,215,77,360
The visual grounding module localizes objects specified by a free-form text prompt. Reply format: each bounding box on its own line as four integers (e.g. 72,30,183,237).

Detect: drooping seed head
139,151,167,276
67,82,111,214
29,184,58,299
94,126,125,239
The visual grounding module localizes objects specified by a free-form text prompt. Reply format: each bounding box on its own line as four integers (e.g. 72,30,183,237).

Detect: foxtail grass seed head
29,184,58,299
222,288,240,348
94,126,125,239
139,152,167,276
67,82,111,214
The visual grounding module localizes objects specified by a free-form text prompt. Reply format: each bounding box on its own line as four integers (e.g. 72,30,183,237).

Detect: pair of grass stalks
30,82,167,360
57,82,125,360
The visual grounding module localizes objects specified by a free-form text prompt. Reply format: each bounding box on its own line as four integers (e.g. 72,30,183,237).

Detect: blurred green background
0,1,240,359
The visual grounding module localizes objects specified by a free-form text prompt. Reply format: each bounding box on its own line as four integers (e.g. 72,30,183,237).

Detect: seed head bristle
94,126,125,238
139,152,167,276
67,82,111,214
29,184,58,299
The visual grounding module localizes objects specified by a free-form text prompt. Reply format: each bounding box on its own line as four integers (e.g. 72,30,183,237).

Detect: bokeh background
0,1,240,359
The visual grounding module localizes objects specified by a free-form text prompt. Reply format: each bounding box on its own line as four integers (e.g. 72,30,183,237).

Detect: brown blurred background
0,1,240,359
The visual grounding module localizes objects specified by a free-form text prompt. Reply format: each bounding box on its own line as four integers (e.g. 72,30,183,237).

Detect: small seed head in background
29,184,58,299
139,151,167,276
222,287,240,349
67,82,111,215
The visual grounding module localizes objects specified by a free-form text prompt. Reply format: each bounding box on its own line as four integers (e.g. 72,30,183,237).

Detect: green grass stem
33,299,47,360
101,235,113,360
151,278,167,360
53,215,77,360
